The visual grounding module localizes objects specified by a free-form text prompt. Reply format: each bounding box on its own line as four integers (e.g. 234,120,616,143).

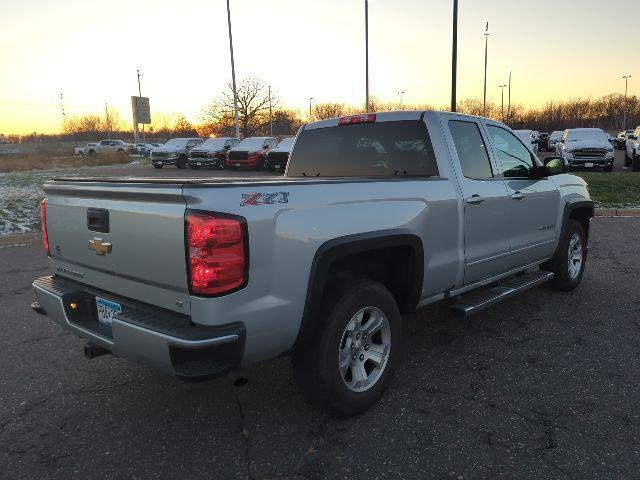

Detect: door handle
465,194,485,205
511,191,526,200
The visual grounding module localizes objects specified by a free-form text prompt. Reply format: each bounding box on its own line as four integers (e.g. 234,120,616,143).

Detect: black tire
625,156,632,168
292,279,402,416
217,158,226,170
603,165,613,172
542,220,587,291
88,150,96,157
177,156,187,169
633,156,640,172
153,164,163,169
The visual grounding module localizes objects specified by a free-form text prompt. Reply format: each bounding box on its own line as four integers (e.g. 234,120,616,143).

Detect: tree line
9,77,640,144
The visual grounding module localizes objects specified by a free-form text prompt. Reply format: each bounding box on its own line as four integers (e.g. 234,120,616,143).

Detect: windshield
276,138,294,148
566,129,608,142
201,138,227,149
164,138,189,147
237,138,266,148
550,131,563,140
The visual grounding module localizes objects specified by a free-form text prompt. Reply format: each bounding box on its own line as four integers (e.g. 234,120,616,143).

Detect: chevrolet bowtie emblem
88,237,112,255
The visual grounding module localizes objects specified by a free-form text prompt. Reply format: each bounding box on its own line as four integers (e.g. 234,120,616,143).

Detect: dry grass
0,153,129,172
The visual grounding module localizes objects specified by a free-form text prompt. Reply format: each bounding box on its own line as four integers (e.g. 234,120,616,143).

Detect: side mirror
543,156,568,176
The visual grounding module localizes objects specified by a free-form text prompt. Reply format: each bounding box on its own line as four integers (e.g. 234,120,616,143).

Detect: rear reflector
40,198,50,256
338,114,376,125
186,212,247,296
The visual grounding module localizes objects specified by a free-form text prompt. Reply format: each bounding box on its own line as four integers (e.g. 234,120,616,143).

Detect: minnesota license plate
236,163,241,167
96,297,122,326
157,161,163,165
585,162,594,168
196,162,201,166
275,164,281,169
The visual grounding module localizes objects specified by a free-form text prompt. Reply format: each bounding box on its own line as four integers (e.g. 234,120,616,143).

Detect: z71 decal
241,192,290,206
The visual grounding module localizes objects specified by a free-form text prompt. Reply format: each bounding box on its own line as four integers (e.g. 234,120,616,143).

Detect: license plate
275,164,281,169
196,162,201,166
96,297,122,326
585,162,594,168
236,163,241,167
157,161,163,165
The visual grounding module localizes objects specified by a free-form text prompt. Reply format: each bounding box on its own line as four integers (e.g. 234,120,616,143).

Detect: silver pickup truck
32,111,593,414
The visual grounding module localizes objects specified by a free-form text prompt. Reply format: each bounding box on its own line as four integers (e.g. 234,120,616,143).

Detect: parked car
75,144,95,156
32,110,593,415
547,131,564,153
226,136,277,170
188,137,240,169
84,140,129,156
614,130,634,150
150,138,203,169
264,137,295,172
514,129,539,155
537,132,550,151
131,143,156,155
558,128,615,171
624,126,640,170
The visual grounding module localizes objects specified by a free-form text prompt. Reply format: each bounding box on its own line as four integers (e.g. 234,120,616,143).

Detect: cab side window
486,125,535,178
448,120,493,179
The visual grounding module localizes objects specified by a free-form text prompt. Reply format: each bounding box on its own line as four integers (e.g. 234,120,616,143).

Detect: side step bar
449,271,554,318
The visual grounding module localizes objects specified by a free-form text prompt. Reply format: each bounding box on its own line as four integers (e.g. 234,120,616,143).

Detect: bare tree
203,77,276,138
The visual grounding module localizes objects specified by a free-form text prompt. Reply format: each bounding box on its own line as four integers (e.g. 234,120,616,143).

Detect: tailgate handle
87,208,109,233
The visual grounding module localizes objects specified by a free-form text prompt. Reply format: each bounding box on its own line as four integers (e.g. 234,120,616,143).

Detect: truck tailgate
44,181,190,314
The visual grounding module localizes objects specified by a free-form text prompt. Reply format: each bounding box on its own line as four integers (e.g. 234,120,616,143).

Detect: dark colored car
188,137,240,169
264,137,295,172
537,132,550,151
614,130,634,150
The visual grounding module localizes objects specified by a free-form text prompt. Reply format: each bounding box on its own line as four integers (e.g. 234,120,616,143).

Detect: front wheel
542,220,587,291
633,156,640,172
292,279,401,415
177,156,187,169
153,164,163,169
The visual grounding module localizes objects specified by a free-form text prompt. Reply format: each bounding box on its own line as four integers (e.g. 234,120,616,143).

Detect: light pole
623,75,631,130
226,0,240,139
483,22,489,117
268,85,273,136
499,84,507,123
308,97,314,121
507,71,512,124
365,0,369,111
105,102,111,140
398,90,405,108
451,0,458,112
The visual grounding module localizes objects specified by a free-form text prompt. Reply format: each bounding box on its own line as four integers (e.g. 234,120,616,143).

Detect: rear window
286,120,438,177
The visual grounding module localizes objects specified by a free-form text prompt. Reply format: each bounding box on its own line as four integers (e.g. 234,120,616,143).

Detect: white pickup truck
32,111,593,414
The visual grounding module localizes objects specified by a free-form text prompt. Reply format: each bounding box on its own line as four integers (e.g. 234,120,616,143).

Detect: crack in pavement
227,376,251,480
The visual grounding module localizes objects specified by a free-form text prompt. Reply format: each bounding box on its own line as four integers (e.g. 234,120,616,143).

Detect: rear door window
448,120,493,179
287,120,437,177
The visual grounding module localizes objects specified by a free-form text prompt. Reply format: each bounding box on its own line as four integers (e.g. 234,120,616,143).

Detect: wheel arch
293,230,424,350
554,200,594,259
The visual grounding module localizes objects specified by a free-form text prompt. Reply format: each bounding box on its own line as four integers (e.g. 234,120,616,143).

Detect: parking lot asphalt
1,217,639,479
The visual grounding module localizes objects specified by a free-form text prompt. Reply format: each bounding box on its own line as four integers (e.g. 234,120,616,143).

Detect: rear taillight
40,198,50,256
338,114,376,125
186,212,247,296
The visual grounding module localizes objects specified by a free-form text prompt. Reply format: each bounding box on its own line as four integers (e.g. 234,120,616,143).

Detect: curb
595,209,640,217
0,232,40,248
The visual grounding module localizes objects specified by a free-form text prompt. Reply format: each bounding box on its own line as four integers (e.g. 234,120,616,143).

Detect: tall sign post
131,96,151,145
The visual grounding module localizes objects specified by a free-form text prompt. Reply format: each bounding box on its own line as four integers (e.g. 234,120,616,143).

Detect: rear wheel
542,220,587,291
177,156,187,169
292,279,401,415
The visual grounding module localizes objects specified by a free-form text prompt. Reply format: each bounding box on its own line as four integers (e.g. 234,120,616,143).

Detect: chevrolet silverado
32,111,593,414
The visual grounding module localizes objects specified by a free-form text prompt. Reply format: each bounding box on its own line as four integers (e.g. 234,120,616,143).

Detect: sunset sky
0,0,637,134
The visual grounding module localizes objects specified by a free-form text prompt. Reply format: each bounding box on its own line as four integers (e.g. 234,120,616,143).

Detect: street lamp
451,0,458,112
398,90,405,108
308,97,314,121
499,84,507,123
623,75,631,130
226,0,240,139
483,22,489,117
365,0,369,111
